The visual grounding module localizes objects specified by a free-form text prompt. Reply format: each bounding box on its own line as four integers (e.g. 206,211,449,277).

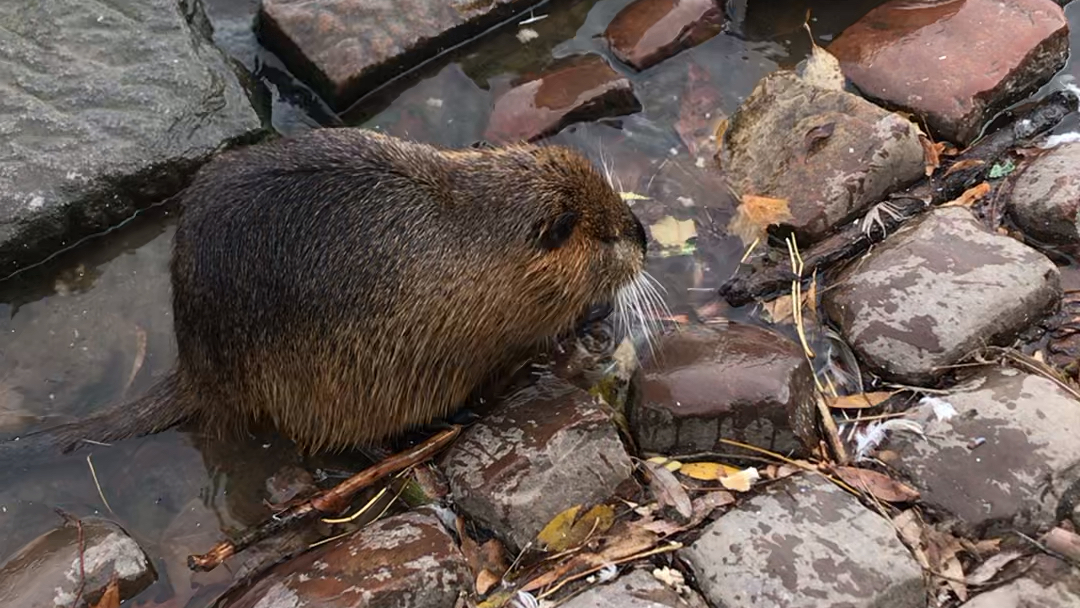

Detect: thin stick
86,454,113,514
187,425,461,572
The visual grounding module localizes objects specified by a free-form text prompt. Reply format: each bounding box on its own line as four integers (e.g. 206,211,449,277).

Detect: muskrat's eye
535,211,578,250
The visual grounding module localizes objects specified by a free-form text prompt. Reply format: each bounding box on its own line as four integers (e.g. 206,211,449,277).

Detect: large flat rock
829,0,1069,146
824,207,1061,384
888,367,1080,535
1008,142,1080,247
680,474,926,608
258,0,539,111
0,0,262,276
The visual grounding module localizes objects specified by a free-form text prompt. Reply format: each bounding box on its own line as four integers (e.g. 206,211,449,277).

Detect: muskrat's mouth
582,301,614,324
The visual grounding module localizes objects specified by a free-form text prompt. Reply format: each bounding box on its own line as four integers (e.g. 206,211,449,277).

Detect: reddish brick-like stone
828,0,1069,145
258,0,538,111
484,54,641,144
603,0,726,71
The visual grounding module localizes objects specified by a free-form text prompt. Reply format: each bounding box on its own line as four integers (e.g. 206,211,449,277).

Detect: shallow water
1,0,1079,605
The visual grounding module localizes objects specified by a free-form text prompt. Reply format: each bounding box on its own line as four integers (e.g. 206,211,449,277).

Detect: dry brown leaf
476,569,500,595
925,531,967,601
521,520,660,593
536,503,616,552
762,294,795,324
942,159,986,178
919,134,942,176
91,574,121,608
834,466,920,502
719,467,760,493
645,461,693,521
893,509,930,569
941,182,991,208
678,462,741,481
728,195,794,248
965,550,1024,586
806,274,819,321
827,392,894,410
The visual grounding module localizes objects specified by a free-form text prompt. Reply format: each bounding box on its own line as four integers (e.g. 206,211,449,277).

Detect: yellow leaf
649,216,697,253
941,182,991,208
719,467,760,492
91,575,121,608
827,392,894,409
678,462,741,481
728,195,794,248
536,504,616,552
620,191,650,201
646,456,682,473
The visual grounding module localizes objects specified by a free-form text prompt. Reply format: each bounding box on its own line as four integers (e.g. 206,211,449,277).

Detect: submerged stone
829,0,1069,145
603,0,726,71
484,54,641,144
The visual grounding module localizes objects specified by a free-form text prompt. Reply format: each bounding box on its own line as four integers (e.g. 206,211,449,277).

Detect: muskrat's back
168,128,648,452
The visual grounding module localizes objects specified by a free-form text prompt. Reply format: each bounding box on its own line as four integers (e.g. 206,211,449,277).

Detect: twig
87,454,114,515
187,425,461,572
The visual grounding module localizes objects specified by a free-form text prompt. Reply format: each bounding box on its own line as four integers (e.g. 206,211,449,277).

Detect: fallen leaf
677,462,742,481
675,62,724,157
649,216,697,256
798,43,844,90
644,461,693,521
521,520,661,593
620,191,650,201
941,182,991,208
965,550,1024,586
942,159,986,178
645,456,683,473
893,509,931,569
729,195,794,248
536,504,616,552
919,135,942,176
834,466,920,502
926,530,966,601
827,392,894,409
988,160,1016,179
719,467,760,492
91,574,121,608
476,569,501,595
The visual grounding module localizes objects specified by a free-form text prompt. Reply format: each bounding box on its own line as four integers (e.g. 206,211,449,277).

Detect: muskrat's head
510,145,666,341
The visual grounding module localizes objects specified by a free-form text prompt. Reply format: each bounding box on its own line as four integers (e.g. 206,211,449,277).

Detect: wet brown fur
7,128,646,457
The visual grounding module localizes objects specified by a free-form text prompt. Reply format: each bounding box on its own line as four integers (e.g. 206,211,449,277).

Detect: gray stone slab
559,569,708,608
680,474,926,608
824,207,1061,384
0,0,263,276
889,367,1080,535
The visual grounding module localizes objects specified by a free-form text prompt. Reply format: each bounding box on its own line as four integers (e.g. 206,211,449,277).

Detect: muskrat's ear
535,211,578,250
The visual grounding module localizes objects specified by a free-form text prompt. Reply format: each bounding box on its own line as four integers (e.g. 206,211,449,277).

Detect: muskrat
2,128,654,461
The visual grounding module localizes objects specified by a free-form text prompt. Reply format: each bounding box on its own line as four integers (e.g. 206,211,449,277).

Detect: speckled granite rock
887,367,1080,536
0,517,156,608
0,0,262,276
824,207,1061,384
680,474,926,608
630,323,818,457
216,508,472,608
442,375,634,551
829,0,1069,145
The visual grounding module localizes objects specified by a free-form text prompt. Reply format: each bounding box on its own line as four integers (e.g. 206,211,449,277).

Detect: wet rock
0,517,156,608
828,0,1070,146
824,207,1061,384
1008,143,1080,247
442,375,634,551
559,568,709,607
629,323,818,457
258,0,536,111
603,0,726,71
483,54,641,144
886,367,1080,536
720,51,925,244
0,0,262,275
680,474,926,608
218,507,472,608
963,575,1080,607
